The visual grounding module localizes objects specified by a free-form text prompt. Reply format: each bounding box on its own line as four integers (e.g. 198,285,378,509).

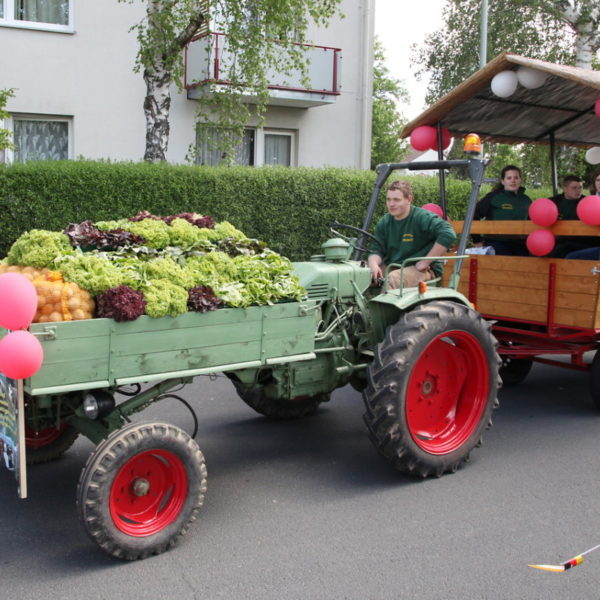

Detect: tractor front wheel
77,421,207,560
363,301,500,477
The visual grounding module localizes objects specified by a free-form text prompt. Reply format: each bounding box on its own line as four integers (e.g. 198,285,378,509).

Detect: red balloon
0,330,44,379
422,203,444,217
528,198,558,227
526,229,555,256
595,98,600,118
430,128,452,151
410,126,437,151
577,195,600,225
0,272,38,331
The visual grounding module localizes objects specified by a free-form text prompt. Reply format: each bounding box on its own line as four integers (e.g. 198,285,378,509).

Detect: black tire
589,351,600,410
77,421,207,560
26,424,79,465
363,301,500,477
499,357,533,386
231,379,329,419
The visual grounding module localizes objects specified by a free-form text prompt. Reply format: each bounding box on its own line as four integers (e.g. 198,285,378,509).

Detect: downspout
358,0,375,169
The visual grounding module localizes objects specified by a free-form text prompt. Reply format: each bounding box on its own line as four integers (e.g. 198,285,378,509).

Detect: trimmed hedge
0,161,511,261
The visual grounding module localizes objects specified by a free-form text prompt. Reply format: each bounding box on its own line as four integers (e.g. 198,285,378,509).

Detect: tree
412,0,578,105
412,0,599,183
120,0,342,163
0,89,15,154
370,38,409,169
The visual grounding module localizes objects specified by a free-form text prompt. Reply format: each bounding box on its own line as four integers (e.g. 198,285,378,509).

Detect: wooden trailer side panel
443,256,600,328
24,302,318,393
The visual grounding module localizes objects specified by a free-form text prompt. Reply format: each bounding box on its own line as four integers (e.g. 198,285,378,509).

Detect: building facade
0,0,374,168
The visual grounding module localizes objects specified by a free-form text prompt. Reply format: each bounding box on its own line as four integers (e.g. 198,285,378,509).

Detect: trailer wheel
589,351,600,410
25,423,78,465
499,357,533,386
231,379,329,419
363,301,500,477
77,421,207,560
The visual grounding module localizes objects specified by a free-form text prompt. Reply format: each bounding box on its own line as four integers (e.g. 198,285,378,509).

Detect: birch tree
121,0,341,163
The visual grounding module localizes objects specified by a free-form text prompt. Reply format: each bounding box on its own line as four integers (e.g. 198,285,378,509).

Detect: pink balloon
526,229,555,256
0,330,44,379
410,126,437,151
430,128,452,151
528,198,558,227
0,272,38,331
595,98,600,118
577,195,600,225
422,203,444,217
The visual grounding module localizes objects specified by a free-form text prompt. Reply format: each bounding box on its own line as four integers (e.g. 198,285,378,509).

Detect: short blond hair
387,180,412,199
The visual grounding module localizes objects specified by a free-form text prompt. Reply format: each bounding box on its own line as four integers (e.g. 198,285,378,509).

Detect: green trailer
0,158,500,559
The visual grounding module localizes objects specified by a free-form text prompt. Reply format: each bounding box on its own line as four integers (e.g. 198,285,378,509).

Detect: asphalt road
2,361,600,600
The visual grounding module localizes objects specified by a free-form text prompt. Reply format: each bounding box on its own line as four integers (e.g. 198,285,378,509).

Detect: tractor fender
367,287,474,344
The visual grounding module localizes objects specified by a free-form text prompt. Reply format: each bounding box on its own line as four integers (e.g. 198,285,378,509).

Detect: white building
0,0,374,168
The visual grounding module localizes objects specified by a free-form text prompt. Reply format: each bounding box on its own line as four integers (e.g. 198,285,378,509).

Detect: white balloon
585,147,600,165
491,70,518,98
516,66,547,89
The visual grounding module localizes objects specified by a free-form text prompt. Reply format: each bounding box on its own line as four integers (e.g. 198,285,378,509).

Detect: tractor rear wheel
363,301,500,477
77,421,207,560
230,378,329,419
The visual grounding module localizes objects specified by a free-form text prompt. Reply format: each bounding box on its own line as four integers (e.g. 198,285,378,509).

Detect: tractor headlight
82,390,115,420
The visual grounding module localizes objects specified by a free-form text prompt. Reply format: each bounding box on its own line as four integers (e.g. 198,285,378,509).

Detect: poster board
0,374,27,498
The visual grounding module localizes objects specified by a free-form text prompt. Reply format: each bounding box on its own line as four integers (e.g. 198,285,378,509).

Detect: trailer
403,52,600,403
0,158,500,559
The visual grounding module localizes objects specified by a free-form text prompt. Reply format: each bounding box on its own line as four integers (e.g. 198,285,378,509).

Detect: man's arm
415,242,448,272
368,253,384,280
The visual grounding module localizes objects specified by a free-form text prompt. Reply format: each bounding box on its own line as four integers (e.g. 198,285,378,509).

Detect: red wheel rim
110,448,188,537
25,423,68,449
406,330,489,455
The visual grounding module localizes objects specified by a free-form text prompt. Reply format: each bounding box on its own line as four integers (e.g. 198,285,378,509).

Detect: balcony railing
185,32,342,108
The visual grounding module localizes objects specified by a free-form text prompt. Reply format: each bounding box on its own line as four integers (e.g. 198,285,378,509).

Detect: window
1,0,72,32
196,126,296,167
264,132,292,166
196,127,255,166
8,116,70,162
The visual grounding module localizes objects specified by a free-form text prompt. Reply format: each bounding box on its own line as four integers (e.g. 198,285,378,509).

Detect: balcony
185,32,341,108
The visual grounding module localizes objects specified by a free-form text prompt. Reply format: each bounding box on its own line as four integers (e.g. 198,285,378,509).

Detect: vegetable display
2,212,305,322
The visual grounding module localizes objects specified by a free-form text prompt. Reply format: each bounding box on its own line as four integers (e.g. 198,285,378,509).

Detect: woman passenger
472,165,532,256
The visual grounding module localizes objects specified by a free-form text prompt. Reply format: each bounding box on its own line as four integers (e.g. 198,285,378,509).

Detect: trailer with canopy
401,52,600,400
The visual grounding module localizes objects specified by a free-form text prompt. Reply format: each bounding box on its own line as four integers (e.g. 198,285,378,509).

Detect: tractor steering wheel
329,222,384,256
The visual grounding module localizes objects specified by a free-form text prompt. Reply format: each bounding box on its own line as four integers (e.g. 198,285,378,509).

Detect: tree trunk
573,22,597,69
143,65,172,163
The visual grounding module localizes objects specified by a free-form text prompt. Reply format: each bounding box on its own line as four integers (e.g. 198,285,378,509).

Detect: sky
374,0,446,121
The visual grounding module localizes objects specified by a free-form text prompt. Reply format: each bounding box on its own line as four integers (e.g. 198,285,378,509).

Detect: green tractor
229,157,500,478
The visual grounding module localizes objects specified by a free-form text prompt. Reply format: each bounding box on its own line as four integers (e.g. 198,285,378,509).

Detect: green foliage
412,0,574,105
370,38,409,169
120,0,343,161
0,88,15,152
0,160,490,261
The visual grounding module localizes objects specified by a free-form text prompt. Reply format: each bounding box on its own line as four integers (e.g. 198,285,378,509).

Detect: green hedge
0,161,510,261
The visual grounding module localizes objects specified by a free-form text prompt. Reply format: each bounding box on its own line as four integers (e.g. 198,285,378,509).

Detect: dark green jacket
370,206,457,276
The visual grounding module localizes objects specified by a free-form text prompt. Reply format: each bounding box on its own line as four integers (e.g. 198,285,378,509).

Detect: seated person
551,174,583,219
551,174,597,258
368,180,457,289
472,165,531,256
